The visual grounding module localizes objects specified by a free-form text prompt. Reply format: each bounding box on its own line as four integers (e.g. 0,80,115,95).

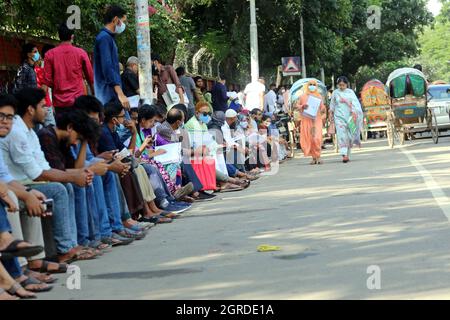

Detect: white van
428,84,450,131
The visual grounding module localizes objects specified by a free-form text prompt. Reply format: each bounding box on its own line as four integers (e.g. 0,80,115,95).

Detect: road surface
42,135,450,300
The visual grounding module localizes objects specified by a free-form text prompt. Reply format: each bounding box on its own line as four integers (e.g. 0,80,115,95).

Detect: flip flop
19,277,53,293
23,269,57,284
7,282,36,299
0,288,18,300
0,240,43,260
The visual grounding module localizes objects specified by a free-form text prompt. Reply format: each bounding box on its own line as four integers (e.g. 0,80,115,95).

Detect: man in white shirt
0,88,94,263
244,78,266,111
264,83,278,115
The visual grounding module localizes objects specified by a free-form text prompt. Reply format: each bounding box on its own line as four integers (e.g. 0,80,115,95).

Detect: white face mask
115,20,126,34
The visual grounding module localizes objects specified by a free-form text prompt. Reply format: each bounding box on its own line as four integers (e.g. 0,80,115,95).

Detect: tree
417,0,450,82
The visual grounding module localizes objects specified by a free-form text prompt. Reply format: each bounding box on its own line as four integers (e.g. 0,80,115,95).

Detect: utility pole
300,14,307,79
250,0,260,83
135,0,153,104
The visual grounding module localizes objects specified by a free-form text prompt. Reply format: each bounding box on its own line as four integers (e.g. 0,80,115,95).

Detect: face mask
32,52,40,62
115,20,126,34
229,122,237,130
199,115,211,125
309,85,317,92
240,122,249,129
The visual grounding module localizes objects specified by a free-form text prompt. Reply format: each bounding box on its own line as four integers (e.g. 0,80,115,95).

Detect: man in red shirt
42,22,94,118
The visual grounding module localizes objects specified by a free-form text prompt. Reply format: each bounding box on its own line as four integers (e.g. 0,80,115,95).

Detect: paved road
42,135,450,300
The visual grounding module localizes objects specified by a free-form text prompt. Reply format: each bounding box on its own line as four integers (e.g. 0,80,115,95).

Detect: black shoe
196,192,217,202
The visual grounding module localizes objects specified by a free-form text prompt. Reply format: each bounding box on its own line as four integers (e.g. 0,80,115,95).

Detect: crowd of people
0,5,296,300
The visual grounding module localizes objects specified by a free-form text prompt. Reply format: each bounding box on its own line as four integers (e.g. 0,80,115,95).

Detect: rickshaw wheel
387,123,395,149
362,126,368,142
399,130,406,145
431,110,439,144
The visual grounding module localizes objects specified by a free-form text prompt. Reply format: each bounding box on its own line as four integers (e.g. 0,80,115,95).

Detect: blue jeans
111,173,132,223
30,183,77,254
89,175,114,238
0,205,23,278
226,164,238,177
142,163,175,203
72,184,91,246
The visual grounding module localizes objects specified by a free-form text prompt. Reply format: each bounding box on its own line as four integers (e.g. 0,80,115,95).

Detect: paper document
128,95,140,109
154,143,182,165
303,95,322,119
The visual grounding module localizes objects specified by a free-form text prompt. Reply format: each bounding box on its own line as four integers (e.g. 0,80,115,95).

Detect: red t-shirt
43,43,94,107
35,65,52,107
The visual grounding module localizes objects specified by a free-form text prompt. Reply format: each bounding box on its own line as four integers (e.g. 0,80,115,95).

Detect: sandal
24,269,57,284
317,158,324,165
0,288,18,300
19,276,53,293
343,156,350,163
219,184,244,193
89,240,112,252
7,282,36,299
0,240,43,260
160,212,181,219
139,215,173,224
310,159,317,165
29,260,68,274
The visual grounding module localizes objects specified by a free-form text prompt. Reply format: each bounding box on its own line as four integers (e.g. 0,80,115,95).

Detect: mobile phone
42,199,54,215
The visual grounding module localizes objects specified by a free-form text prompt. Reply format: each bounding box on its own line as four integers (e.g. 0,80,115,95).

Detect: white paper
128,95,140,109
303,95,322,119
154,143,182,165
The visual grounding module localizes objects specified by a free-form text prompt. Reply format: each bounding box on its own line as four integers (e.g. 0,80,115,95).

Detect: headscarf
303,79,322,99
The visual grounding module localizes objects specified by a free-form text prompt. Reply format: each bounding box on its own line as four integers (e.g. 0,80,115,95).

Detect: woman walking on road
330,76,363,163
296,79,327,165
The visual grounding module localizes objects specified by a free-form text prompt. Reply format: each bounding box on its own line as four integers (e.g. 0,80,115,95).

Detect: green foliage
416,1,450,82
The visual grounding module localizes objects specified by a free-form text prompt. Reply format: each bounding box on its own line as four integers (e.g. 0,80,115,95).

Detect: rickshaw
386,68,439,146
288,78,335,153
360,79,392,145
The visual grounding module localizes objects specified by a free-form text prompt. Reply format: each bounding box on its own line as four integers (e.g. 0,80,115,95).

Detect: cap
225,109,238,118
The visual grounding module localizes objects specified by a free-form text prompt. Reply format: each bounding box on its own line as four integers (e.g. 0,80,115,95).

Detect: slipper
20,277,53,293
257,245,282,252
0,240,43,260
0,288,18,300
23,269,57,284
220,186,244,193
29,261,68,274
7,282,36,299
160,212,181,219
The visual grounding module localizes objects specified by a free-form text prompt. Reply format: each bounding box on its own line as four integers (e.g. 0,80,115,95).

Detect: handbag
191,157,217,191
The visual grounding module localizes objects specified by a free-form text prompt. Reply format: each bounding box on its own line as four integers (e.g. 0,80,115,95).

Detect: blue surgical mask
199,115,211,125
309,85,317,92
32,52,40,62
240,122,249,129
115,21,126,34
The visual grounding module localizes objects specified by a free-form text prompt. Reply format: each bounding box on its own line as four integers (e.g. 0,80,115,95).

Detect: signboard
282,56,302,77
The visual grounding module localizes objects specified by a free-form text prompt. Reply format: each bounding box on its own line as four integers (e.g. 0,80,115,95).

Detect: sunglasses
201,112,212,117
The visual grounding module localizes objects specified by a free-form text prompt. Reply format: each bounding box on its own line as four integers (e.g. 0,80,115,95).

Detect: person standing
211,75,229,115
244,78,266,111
13,44,40,93
330,76,363,163
121,56,140,98
151,54,184,107
42,22,94,119
296,80,327,165
264,83,277,115
176,67,196,119
93,5,129,109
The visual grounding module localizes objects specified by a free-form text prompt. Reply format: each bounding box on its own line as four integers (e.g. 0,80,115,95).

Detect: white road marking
401,147,450,221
